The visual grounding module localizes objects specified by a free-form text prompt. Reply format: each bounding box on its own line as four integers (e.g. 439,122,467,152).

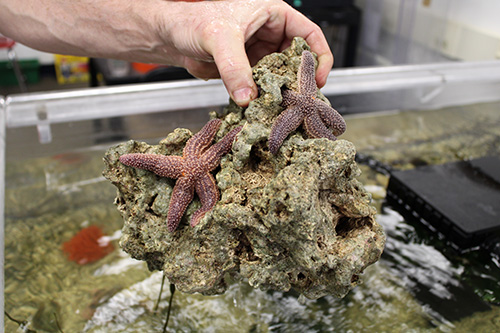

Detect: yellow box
54,54,89,84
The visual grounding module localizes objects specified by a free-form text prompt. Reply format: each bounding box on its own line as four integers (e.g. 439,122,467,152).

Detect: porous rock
103,37,385,299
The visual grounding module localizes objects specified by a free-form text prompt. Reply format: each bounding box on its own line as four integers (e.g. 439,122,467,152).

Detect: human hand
158,0,333,107
0,0,332,107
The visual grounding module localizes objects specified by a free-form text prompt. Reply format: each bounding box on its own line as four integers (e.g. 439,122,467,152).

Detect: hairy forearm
0,0,333,106
0,0,178,63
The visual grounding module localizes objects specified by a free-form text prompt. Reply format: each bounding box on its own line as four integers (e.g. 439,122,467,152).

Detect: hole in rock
275,202,289,219
235,232,259,262
145,251,165,271
248,144,264,172
115,195,125,206
146,193,158,214
317,235,325,250
335,217,370,237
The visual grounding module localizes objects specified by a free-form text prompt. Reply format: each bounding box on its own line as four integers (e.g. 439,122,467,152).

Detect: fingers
245,2,333,87
170,0,332,105
308,30,334,88
183,55,257,109
208,29,258,107
182,57,220,80
278,4,334,87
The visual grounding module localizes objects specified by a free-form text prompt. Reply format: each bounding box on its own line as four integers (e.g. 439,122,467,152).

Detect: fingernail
232,87,253,106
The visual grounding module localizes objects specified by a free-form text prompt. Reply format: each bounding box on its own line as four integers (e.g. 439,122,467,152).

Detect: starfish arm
297,50,318,97
316,100,347,137
281,89,301,107
268,105,305,154
183,118,221,157
201,126,243,171
191,173,220,227
119,154,183,179
303,112,338,141
167,176,195,232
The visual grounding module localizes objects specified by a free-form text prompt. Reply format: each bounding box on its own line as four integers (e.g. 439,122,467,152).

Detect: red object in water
62,226,114,265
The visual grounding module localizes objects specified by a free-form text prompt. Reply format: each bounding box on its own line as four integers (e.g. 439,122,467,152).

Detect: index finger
280,6,334,87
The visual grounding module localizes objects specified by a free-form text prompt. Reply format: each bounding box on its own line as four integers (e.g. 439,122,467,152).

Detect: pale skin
0,0,333,107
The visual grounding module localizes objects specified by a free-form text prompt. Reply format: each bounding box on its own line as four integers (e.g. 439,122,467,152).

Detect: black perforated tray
386,157,500,249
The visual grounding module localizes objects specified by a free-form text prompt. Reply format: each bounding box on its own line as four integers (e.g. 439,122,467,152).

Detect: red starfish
119,119,242,232
268,50,346,155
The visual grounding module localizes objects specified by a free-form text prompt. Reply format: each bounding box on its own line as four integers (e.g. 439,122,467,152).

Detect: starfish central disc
120,119,242,232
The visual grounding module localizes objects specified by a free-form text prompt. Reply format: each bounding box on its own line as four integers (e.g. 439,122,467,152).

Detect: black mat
386,156,500,249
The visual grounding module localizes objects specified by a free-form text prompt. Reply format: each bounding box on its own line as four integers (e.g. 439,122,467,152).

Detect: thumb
210,34,257,107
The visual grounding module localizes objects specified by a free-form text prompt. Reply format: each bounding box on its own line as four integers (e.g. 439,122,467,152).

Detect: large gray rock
103,37,385,299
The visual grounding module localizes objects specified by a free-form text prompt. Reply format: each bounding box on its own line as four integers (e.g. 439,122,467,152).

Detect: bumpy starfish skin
119,119,242,232
268,50,346,154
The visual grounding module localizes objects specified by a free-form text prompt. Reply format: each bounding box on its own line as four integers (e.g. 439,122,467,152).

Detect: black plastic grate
386,157,500,250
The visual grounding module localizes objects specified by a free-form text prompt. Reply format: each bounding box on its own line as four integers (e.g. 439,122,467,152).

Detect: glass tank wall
2,60,500,331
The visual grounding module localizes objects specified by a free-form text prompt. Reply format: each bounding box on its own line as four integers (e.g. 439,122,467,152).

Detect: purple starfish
120,119,242,232
268,50,346,155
